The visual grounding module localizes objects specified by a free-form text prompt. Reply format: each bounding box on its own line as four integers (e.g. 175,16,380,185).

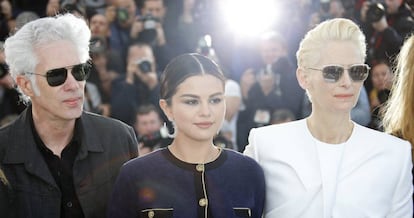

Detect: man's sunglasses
25,62,91,87
307,64,370,83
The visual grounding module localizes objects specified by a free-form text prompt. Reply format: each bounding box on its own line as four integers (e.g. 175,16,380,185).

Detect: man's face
142,0,166,21
259,40,287,65
134,111,162,136
27,40,86,121
90,14,109,38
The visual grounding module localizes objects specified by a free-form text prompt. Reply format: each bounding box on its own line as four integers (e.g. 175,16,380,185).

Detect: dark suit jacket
0,108,138,218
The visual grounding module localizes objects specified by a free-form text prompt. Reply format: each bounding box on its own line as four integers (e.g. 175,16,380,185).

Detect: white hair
4,13,91,94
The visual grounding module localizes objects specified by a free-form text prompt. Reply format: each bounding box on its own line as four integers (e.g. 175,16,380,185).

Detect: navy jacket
108,148,266,218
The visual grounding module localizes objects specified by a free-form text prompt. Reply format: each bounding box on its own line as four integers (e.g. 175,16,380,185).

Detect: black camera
136,59,152,74
136,14,159,44
0,63,9,79
366,2,386,23
140,14,159,30
138,130,171,149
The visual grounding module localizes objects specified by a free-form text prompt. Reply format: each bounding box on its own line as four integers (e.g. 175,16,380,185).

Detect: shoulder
249,119,305,139
121,149,166,171
225,79,241,96
81,111,133,132
354,124,411,152
223,149,264,173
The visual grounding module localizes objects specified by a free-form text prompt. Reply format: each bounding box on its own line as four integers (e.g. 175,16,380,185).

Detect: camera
117,8,129,23
136,59,152,74
136,14,159,44
0,63,8,79
138,130,171,149
140,14,159,30
366,2,386,23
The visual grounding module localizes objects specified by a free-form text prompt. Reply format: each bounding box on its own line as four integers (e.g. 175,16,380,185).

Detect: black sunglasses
0,63,9,79
25,62,91,87
308,64,370,83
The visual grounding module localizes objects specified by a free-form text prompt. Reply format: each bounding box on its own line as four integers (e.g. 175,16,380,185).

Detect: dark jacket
0,108,138,218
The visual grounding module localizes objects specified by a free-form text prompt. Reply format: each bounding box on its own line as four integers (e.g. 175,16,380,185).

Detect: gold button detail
199,198,208,207
196,164,204,172
148,210,154,218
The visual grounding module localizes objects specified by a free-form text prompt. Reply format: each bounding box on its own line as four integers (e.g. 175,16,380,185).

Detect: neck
169,137,220,164
306,113,354,144
32,110,75,157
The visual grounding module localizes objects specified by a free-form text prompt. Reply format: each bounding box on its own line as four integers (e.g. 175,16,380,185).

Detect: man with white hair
0,13,138,217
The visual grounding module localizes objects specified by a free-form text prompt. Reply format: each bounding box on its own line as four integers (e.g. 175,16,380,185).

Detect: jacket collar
2,108,105,185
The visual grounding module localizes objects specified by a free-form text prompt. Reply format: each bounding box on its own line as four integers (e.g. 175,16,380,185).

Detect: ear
15,75,36,97
159,99,173,121
296,68,309,90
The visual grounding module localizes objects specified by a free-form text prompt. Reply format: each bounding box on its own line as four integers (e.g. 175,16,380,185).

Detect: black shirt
29,110,85,218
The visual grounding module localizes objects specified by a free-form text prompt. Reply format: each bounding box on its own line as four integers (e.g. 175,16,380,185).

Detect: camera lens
138,60,152,73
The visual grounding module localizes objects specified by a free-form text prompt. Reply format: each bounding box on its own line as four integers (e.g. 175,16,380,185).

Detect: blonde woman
244,18,413,217
382,34,414,156
382,35,414,217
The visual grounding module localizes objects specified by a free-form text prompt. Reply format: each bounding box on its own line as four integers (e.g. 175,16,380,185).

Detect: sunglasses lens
349,65,369,81
322,66,343,83
46,68,67,86
72,63,91,81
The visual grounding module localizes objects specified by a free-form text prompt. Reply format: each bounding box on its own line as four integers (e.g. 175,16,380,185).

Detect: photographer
237,31,304,150
133,104,170,156
109,0,137,61
129,0,175,70
110,43,160,126
0,42,26,125
361,0,414,66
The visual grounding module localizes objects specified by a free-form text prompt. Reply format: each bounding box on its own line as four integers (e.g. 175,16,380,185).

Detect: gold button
199,198,208,207
196,164,204,172
148,210,154,218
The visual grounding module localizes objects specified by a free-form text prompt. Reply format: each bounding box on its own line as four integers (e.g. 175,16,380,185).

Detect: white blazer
244,119,413,218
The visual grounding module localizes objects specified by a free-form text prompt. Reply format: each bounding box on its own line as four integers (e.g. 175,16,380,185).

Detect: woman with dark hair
108,53,265,218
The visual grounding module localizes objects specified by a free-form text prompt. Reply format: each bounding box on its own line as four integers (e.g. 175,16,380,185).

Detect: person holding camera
130,0,175,71
110,42,161,126
237,31,305,151
109,0,137,61
0,41,26,125
133,104,171,156
360,0,414,66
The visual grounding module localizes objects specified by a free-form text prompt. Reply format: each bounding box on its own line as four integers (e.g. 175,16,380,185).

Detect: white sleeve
243,128,259,161
387,141,413,218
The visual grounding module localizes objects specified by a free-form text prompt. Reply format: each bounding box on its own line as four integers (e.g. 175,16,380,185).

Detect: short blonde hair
296,18,366,68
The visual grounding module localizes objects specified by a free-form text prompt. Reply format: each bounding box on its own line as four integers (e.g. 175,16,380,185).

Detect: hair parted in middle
159,53,226,103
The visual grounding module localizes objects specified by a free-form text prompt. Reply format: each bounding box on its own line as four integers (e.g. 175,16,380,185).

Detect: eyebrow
179,92,223,99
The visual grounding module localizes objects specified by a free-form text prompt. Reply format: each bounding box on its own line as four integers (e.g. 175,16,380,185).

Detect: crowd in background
1,0,414,154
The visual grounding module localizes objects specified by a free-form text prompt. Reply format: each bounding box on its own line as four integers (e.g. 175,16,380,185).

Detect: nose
338,70,353,87
63,70,82,91
199,101,211,117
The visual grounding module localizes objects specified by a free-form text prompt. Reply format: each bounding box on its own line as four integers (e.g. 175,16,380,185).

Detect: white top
244,119,413,218
315,140,345,218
